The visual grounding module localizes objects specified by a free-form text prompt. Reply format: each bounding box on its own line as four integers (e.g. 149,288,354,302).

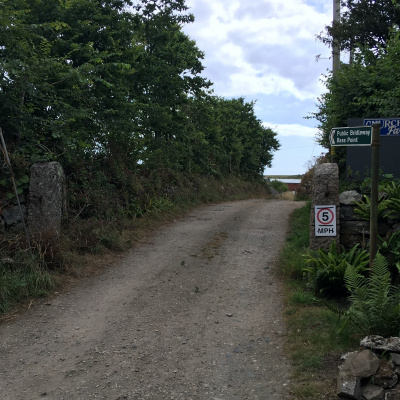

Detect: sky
182,0,333,175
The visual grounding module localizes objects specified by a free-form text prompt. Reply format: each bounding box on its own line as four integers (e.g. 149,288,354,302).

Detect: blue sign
363,118,400,136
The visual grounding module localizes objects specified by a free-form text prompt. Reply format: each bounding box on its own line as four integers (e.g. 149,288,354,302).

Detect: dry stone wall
337,336,400,400
340,190,398,249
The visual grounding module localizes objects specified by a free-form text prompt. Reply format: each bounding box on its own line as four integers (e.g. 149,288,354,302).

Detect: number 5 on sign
315,205,336,237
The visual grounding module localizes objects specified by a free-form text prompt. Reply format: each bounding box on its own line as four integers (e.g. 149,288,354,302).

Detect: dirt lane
0,199,303,400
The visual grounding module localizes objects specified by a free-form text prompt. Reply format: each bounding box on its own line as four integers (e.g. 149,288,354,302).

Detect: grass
0,260,55,313
278,202,359,399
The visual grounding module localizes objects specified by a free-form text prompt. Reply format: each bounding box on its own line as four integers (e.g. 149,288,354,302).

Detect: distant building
278,179,301,192
265,178,301,193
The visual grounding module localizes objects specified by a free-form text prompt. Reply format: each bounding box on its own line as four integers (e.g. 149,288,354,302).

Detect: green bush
303,242,369,297
270,180,289,193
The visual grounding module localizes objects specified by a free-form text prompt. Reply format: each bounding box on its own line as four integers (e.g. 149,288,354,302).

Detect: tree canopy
313,0,400,158
0,0,279,186
318,0,400,54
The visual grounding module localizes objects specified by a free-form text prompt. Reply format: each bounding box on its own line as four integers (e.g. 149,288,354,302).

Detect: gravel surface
0,199,303,400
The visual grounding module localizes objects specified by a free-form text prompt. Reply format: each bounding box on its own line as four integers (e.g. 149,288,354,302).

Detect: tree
313,31,400,150
0,0,279,185
318,0,400,55
313,0,400,176
131,0,212,170
0,0,140,168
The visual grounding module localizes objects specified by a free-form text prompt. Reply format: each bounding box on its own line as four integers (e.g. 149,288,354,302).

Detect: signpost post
369,124,380,270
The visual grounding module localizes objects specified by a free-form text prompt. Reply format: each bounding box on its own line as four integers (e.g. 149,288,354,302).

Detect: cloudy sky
182,0,333,175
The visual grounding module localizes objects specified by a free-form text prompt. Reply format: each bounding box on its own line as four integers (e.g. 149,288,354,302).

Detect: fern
342,253,400,336
387,198,400,216
378,231,400,268
354,194,392,220
303,242,369,296
382,181,400,200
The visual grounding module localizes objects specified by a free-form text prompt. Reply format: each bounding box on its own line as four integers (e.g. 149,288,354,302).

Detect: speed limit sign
315,205,336,236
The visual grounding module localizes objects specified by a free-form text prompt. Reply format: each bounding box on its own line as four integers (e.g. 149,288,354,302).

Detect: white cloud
184,0,332,100
263,122,320,138
183,0,333,175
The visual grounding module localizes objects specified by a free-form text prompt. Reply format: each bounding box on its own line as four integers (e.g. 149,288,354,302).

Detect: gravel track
0,199,303,400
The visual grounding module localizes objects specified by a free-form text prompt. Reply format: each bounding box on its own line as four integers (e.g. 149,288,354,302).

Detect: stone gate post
310,163,340,251
28,162,66,237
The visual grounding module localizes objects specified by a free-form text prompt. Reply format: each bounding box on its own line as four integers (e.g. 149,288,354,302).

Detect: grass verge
279,202,359,399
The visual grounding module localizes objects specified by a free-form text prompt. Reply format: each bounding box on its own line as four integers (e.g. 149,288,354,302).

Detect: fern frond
342,253,400,336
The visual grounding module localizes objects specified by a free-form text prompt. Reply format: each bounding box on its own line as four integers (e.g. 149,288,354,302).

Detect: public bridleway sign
330,126,372,146
315,205,336,236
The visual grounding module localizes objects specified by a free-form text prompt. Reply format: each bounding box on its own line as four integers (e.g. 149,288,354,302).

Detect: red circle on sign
317,208,334,225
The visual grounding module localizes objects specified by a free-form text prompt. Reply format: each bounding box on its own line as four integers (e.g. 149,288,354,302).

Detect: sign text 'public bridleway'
330,126,372,146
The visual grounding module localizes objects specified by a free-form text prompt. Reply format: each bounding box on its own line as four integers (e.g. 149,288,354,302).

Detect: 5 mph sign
315,205,336,237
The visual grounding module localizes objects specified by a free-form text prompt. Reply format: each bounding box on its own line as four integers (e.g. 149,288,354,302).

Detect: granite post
310,163,340,251
28,162,66,236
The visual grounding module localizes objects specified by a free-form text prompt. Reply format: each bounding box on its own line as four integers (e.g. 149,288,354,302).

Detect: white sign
315,205,336,237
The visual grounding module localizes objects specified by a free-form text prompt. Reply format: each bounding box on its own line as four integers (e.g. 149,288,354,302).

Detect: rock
341,351,359,361
386,389,400,400
340,190,363,205
361,384,384,400
340,204,363,221
342,350,380,378
2,204,27,225
391,354,400,366
338,339,400,400
337,370,361,399
340,220,370,249
361,336,400,353
375,360,398,389
0,215,5,233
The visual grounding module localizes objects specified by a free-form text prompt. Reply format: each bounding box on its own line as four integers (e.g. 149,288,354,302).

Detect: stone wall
340,190,398,249
337,336,400,400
